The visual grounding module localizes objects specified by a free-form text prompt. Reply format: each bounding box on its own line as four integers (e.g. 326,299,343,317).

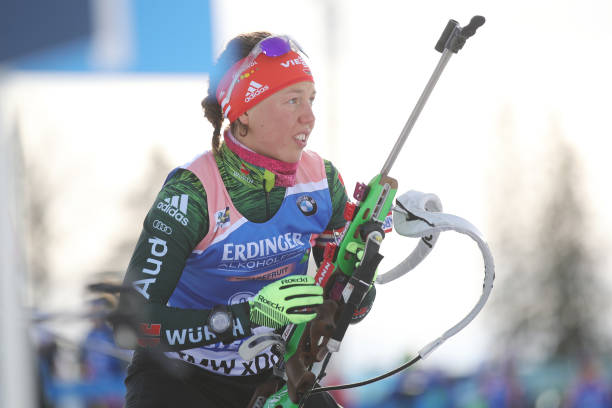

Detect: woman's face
238,81,316,163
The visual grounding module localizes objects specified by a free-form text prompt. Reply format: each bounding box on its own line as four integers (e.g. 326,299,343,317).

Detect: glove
249,275,323,329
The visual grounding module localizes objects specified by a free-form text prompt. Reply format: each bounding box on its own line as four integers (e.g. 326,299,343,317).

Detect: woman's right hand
249,275,323,329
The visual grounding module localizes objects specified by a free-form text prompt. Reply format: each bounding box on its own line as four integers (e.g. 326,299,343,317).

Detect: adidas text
156,201,189,226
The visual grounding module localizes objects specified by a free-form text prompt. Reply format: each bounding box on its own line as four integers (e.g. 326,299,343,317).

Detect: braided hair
201,31,271,155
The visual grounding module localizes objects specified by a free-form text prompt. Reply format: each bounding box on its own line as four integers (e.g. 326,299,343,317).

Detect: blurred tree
101,147,173,273
487,110,609,362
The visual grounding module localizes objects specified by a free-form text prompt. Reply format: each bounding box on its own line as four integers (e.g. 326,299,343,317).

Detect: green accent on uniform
263,169,275,192
119,142,348,349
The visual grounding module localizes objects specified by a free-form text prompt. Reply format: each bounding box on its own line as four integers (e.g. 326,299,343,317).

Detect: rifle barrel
380,48,453,176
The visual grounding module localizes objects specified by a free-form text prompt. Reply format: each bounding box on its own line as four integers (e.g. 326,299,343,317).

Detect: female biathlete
119,32,373,408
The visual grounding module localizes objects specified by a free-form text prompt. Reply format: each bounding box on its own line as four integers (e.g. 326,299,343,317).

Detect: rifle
240,16,488,408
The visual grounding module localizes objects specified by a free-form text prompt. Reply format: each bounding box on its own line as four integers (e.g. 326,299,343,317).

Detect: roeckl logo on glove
280,276,309,285
257,295,285,312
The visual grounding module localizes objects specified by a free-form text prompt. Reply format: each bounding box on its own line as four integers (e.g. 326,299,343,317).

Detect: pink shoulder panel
184,152,243,253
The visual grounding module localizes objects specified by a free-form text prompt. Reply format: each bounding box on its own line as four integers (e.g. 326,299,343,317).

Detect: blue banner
1,0,214,73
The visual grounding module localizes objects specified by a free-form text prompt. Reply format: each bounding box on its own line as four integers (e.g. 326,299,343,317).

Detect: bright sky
2,0,612,380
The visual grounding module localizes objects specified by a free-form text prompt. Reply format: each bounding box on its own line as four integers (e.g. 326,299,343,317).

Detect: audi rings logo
153,219,173,235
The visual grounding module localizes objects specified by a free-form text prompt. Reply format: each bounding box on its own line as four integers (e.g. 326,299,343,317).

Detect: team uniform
120,138,347,407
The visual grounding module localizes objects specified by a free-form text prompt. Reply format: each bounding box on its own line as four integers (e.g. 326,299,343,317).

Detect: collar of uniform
218,142,260,189
222,130,298,187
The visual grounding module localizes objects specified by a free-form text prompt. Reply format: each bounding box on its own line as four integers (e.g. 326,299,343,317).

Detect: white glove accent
378,190,495,359
376,191,442,284
238,332,285,361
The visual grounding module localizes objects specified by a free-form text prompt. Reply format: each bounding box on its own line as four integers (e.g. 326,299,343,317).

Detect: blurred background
2,0,612,407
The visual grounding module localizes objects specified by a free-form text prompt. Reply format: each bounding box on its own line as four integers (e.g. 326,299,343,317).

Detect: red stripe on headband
216,50,314,122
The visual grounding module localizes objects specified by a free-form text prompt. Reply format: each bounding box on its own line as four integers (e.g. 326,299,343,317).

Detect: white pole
0,72,36,408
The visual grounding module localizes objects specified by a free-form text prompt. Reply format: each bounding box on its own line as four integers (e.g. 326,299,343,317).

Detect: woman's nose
300,103,315,124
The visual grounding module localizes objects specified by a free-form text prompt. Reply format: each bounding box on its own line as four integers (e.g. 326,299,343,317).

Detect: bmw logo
297,195,317,216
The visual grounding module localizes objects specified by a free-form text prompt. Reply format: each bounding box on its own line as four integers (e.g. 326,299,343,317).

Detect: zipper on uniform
264,188,271,219
263,170,275,220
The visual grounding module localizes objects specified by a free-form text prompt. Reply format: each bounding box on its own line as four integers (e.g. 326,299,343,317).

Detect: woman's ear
238,112,249,126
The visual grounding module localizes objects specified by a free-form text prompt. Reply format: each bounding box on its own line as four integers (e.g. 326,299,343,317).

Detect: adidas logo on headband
245,81,270,103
